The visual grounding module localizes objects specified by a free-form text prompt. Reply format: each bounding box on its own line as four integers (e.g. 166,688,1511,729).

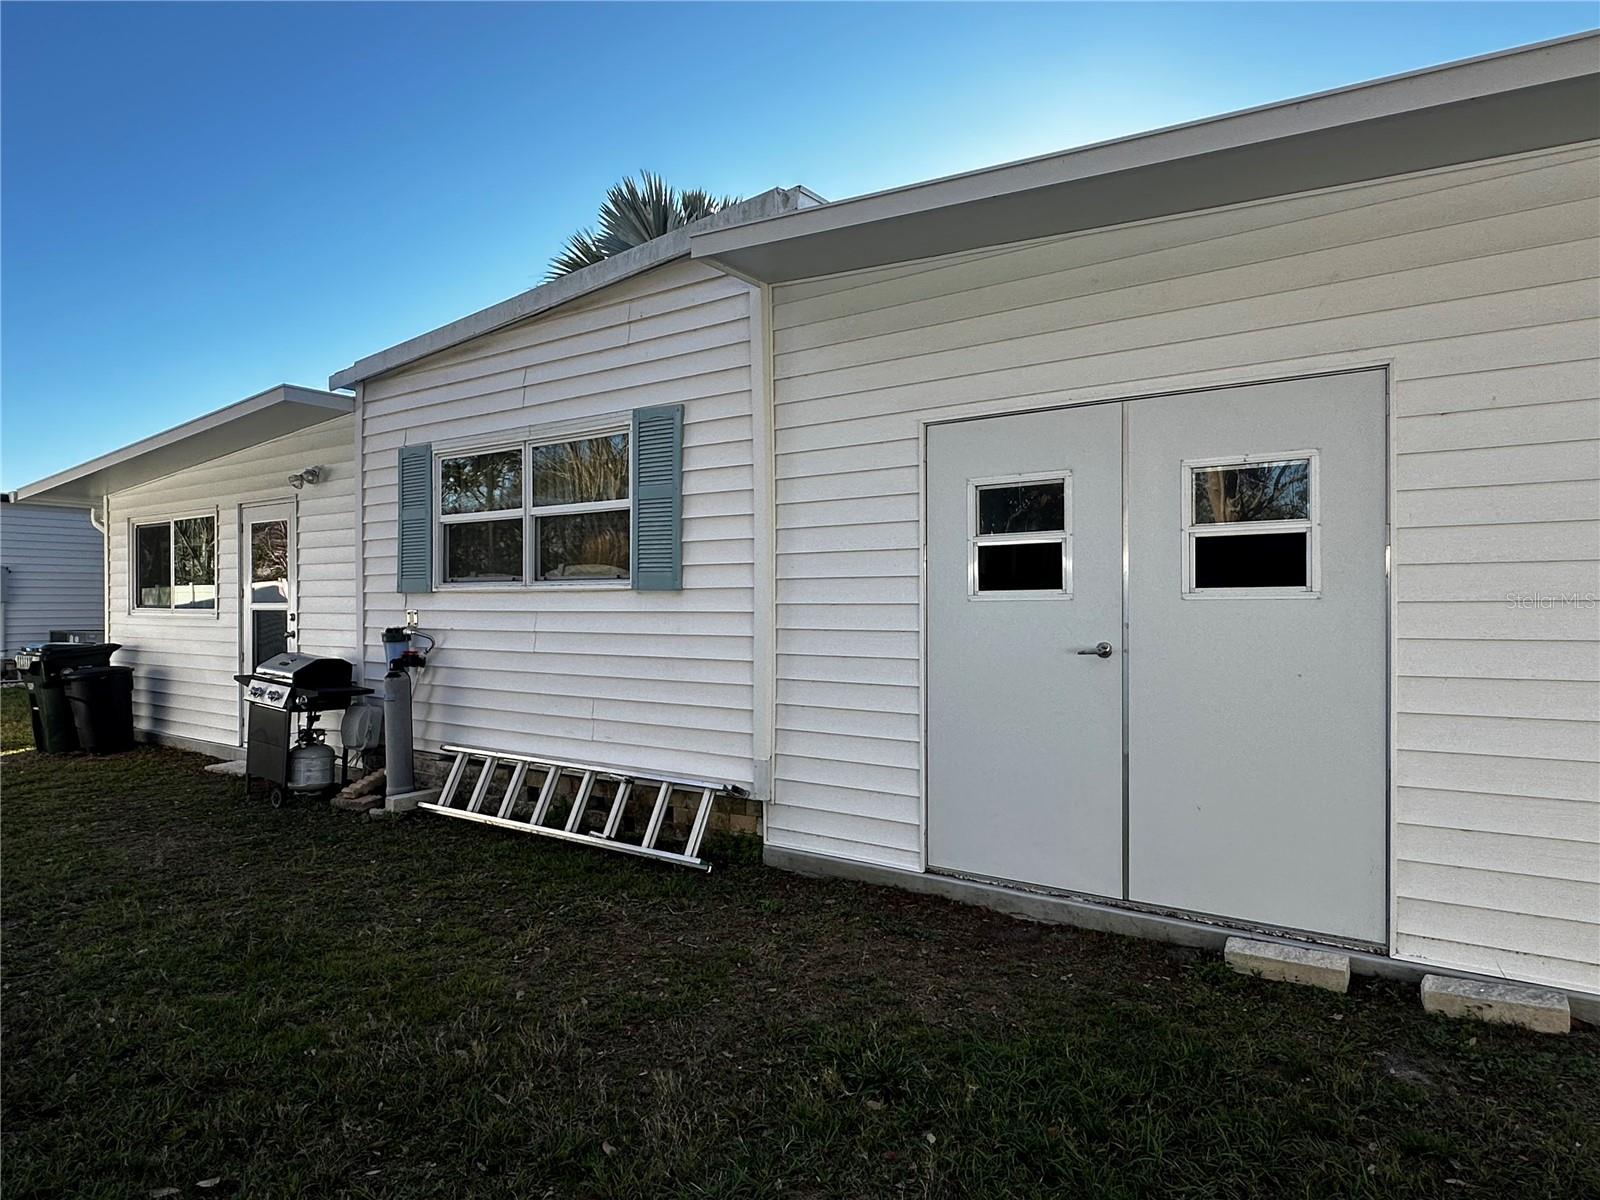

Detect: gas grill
234,654,372,805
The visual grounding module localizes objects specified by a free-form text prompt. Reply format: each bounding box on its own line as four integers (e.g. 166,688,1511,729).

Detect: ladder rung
641,781,672,850
600,779,632,839
684,787,717,859
496,761,528,820
530,765,561,826
563,771,596,833
437,751,470,808
466,756,499,813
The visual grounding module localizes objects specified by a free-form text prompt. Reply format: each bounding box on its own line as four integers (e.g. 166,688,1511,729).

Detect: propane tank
287,733,336,792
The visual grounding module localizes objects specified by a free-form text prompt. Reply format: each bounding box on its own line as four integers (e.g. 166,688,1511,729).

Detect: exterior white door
927,405,1125,896
926,371,1388,942
1125,372,1388,942
241,501,296,675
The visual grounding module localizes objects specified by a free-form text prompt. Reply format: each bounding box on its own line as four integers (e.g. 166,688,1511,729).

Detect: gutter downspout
749,281,776,803
89,495,110,645
351,382,365,686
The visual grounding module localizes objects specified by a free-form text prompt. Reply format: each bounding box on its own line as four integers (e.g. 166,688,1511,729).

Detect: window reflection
441,450,523,515
1192,460,1310,524
251,520,289,604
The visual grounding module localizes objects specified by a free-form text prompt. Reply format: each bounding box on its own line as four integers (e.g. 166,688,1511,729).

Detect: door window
250,520,290,604
1183,454,1318,595
244,508,293,670
969,474,1072,596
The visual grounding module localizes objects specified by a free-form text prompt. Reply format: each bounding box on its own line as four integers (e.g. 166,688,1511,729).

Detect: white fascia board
12,384,354,508
691,30,1600,281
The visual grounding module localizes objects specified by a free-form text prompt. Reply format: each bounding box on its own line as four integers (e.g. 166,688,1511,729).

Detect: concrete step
1421,975,1570,1034
1224,936,1351,993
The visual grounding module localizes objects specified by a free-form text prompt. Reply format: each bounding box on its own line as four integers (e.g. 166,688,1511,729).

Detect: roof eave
328,185,824,391
690,30,1600,283
12,385,354,508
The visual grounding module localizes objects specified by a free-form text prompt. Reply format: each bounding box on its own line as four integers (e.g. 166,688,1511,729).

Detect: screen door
242,501,296,675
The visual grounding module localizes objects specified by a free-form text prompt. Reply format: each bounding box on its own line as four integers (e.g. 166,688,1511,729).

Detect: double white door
927,372,1388,942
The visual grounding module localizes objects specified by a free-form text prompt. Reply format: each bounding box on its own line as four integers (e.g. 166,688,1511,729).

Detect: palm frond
546,228,610,281
547,172,745,277
598,170,677,248
677,189,741,223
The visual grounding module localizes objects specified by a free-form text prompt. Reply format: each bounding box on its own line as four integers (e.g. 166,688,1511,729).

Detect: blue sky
2,1,1594,489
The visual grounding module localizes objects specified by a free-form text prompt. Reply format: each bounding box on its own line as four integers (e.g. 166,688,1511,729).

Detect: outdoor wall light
287,466,323,489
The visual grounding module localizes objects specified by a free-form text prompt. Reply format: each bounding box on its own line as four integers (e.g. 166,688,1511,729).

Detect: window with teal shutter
631,404,683,591
397,442,433,593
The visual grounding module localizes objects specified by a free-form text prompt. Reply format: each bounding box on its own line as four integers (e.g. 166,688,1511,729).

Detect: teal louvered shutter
396,443,433,593
631,404,683,591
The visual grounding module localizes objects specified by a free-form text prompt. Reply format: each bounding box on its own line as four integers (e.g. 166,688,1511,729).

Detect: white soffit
12,385,354,508
691,32,1600,282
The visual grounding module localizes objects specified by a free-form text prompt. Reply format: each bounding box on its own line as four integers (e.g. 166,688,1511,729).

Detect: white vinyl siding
105,416,357,752
359,259,757,786
767,142,1600,993
0,503,104,654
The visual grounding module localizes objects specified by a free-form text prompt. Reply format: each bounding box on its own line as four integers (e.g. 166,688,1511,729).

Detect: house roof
328,186,825,391
11,384,355,509
691,31,1600,283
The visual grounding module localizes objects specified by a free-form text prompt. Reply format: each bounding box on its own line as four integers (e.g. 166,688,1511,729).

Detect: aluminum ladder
418,743,747,871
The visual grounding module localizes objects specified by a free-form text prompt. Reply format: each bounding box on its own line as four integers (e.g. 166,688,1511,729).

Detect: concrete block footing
1224,936,1351,992
1420,974,1570,1034
379,787,440,815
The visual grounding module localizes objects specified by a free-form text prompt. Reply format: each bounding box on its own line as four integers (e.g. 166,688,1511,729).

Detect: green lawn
2,687,1595,1199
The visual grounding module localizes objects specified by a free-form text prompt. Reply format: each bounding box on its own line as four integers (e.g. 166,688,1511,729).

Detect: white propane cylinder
286,740,336,792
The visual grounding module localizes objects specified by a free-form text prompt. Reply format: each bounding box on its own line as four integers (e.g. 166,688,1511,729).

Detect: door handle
1075,641,1114,658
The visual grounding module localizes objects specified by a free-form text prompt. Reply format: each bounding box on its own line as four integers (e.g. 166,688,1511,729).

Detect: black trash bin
14,642,121,753
62,665,136,754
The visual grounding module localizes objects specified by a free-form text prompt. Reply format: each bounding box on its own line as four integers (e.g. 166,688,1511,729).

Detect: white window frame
129,510,220,615
967,471,1073,600
1181,450,1320,600
434,425,632,590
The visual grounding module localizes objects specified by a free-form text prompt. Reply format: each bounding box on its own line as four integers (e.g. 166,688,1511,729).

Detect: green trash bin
14,642,122,753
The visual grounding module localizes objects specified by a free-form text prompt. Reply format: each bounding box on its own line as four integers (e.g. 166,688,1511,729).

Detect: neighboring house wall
361,258,758,785
0,502,104,654
766,143,1600,993
105,416,357,752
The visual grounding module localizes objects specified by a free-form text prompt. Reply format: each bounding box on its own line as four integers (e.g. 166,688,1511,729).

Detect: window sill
1181,589,1322,600
434,581,633,594
967,591,1075,602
